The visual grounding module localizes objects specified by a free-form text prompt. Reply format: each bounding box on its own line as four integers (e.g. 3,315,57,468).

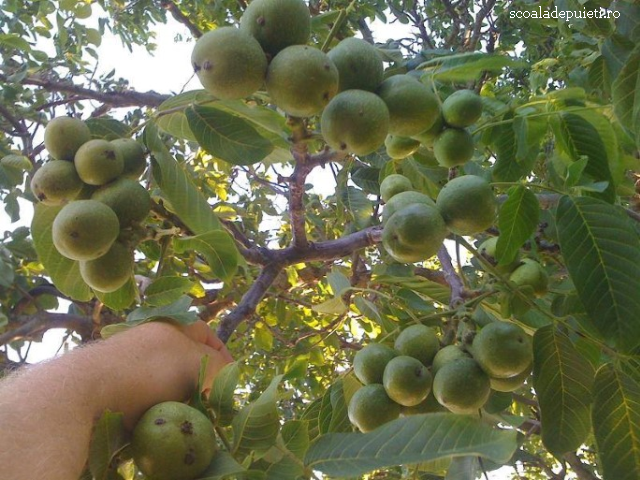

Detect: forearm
0,346,105,480
0,322,228,480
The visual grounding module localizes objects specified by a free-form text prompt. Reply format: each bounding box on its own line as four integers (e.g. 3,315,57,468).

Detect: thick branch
0,313,94,346
216,263,282,343
563,453,601,480
217,225,383,342
466,0,497,51
1,73,169,109
437,244,465,307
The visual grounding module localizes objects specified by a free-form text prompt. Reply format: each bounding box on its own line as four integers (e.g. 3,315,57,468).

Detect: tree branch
160,0,203,39
1,73,169,109
216,263,282,342
0,313,94,347
563,452,601,480
466,0,497,51
437,244,465,307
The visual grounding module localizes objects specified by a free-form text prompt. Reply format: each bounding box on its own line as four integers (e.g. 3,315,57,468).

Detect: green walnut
433,128,475,167
132,401,217,480
442,89,483,128
111,138,147,179
432,357,491,414
328,37,384,92
382,203,448,263
436,175,496,236
383,355,433,407
353,343,398,385
266,45,339,117
191,27,268,100
52,200,120,261
240,0,310,57
321,89,390,156
509,258,549,297
377,75,440,137
470,322,533,379
30,160,83,205
385,135,421,159
379,174,413,203
348,384,402,433
394,324,440,366
92,178,151,227
74,139,124,186
79,241,133,293
382,191,435,224
44,116,92,161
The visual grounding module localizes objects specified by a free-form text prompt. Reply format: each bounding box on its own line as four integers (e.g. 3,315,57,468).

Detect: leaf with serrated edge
144,276,194,307
95,277,136,311
208,362,240,426
173,230,238,281
232,375,282,455
496,186,539,265
304,413,518,477
592,364,640,480
31,204,92,301
186,105,273,166
88,411,127,480
556,196,640,352
532,325,594,455
281,420,310,460
144,123,221,234
612,45,640,145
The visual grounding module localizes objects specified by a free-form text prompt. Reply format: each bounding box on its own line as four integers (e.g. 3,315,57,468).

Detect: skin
0,320,233,480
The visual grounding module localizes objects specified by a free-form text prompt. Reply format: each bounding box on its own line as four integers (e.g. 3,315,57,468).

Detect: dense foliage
1,0,639,479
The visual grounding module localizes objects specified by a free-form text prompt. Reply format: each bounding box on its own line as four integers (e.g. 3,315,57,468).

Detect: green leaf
492,116,537,182
592,364,640,480
156,90,215,141
374,275,450,306
420,53,525,82
144,276,194,306
85,118,130,140
95,277,136,311
496,186,540,265
532,325,594,455
319,377,360,435
214,100,287,136
173,230,239,281
264,455,304,480
304,413,518,477
88,411,127,480
327,268,351,296
339,186,373,229
281,420,310,460
126,295,197,324
209,362,240,426
145,123,221,234
0,33,31,52
612,45,640,147
556,196,640,352
232,375,282,455
186,105,274,166
198,451,251,479
31,204,92,301
312,296,348,315
552,111,616,202
351,167,381,195
1,154,32,171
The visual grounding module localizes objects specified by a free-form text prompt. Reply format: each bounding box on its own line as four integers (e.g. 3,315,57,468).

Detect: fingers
184,320,234,363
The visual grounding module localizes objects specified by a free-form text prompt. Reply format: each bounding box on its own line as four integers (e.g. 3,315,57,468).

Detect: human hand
102,319,233,428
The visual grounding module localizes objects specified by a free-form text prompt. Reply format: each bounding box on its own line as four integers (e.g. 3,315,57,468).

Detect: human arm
0,320,233,480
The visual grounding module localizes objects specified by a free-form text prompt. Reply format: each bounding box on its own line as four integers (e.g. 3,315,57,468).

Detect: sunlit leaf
496,186,539,265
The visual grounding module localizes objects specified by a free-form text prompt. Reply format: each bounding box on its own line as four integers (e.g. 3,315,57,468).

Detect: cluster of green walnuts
380,173,497,263
349,321,534,432
191,0,482,164
31,116,151,293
